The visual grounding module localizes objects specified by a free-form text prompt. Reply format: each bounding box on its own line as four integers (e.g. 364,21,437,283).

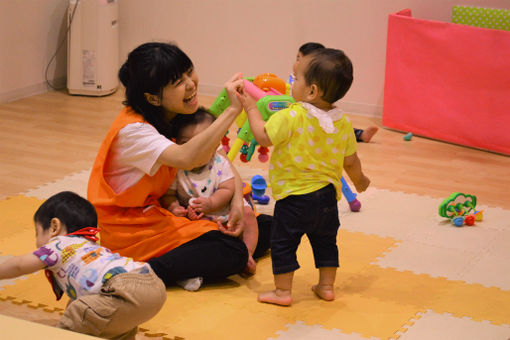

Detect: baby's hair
33,191,98,234
304,48,353,103
118,42,194,139
170,106,216,142
299,42,325,56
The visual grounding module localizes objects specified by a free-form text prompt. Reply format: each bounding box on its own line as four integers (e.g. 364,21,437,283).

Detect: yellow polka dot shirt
264,102,357,201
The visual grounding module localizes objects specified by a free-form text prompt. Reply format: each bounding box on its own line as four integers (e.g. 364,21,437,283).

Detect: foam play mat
1,166,510,339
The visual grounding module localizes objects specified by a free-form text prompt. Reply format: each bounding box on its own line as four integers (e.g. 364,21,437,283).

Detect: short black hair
299,42,325,56
170,106,216,142
33,191,98,234
304,48,353,103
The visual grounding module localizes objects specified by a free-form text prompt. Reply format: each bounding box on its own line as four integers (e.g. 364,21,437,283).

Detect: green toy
439,192,483,227
439,192,477,218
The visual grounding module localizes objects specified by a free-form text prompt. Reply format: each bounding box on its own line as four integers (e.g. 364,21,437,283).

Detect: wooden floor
1,89,509,208
0,89,509,336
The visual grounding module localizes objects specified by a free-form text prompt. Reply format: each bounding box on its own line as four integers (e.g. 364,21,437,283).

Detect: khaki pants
58,268,166,340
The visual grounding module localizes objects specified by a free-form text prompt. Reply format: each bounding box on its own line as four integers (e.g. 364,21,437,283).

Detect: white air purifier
67,0,119,96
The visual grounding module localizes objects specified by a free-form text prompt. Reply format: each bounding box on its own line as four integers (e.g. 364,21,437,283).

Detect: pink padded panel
383,9,510,155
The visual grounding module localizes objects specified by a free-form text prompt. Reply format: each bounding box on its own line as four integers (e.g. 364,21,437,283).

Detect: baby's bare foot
361,126,379,143
312,284,335,301
258,289,292,306
243,256,257,276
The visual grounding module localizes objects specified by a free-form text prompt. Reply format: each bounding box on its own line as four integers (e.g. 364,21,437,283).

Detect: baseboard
0,77,66,103
199,83,382,118
198,83,223,97
336,100,382,117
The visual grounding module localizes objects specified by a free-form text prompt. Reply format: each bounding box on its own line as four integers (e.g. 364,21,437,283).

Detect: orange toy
253,73,286,94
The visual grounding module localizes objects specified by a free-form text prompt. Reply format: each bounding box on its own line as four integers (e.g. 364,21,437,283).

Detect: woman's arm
160,188,187,217
158,74,245,170
215,160,244,237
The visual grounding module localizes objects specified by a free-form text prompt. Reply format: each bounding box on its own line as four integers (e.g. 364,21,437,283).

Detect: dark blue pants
354,128,364,142
271,184,340,275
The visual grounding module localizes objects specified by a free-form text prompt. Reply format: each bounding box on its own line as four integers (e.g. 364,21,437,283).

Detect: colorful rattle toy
438,192,483,227
209,75,293,162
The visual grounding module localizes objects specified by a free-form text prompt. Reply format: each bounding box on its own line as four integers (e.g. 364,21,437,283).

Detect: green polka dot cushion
452,6,510,31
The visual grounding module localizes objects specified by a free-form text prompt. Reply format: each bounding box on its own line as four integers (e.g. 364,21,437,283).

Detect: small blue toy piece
341,177,361,212
403,132,413,141
251,175,270,205
452,216,465,227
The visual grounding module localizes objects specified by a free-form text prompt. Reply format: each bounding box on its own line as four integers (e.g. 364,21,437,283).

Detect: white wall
0,0,68,102
2,0,509,116
117,0,510,116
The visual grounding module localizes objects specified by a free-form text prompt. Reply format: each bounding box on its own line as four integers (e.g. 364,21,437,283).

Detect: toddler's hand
354,175,370,193
236,88,258,113
187,205,204,220
189,197,213,214
170,205,187,217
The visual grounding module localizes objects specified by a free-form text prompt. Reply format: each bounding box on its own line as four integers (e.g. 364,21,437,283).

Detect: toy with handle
209,75,362,212
209,79,294,162
341,176,361,212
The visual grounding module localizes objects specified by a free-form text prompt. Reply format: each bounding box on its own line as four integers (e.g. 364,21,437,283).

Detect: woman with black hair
88,42,270,291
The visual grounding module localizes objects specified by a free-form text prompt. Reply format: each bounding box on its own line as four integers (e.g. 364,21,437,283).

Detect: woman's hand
218,201,243,237
170,205,187,217
224,72,245,114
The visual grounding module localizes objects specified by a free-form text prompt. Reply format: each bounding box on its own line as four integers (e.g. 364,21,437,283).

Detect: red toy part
464,215,475,226
221,135,230,153
258,146,269,162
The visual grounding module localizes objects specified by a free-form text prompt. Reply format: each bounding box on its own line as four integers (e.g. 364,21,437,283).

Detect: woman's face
161,67,199,115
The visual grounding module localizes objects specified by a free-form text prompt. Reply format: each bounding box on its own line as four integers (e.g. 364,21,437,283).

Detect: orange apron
87,106,217,262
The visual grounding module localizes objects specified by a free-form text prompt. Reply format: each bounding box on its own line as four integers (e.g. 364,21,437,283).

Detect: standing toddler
238,48,370,306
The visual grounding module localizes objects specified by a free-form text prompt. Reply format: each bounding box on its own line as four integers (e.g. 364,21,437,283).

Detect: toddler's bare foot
360,126,378,143
258,289,292,306
312,284,335,301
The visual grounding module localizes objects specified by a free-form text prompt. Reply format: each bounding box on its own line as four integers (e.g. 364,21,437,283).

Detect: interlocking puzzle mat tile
268,321,379,340
23,169,91,200
397,310,510,340
0,314,99,339
0,194,414,339
3,174,510,339
0,271,67,312
340,187,510,290
0,195,42,242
